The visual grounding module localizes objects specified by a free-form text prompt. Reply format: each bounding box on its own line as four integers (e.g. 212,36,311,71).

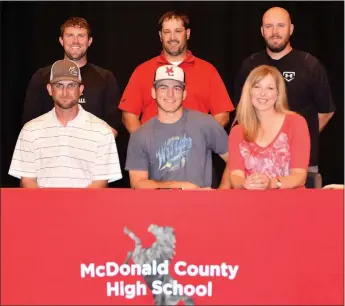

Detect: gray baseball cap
50,59,82,84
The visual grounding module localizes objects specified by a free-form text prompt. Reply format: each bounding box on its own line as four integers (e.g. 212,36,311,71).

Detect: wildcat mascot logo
124,225,195,305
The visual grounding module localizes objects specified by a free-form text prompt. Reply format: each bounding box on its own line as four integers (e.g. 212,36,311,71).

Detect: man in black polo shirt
22,17,121,137
233,6,335,173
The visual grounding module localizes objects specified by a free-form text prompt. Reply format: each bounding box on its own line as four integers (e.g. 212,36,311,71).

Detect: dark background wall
1,1,344,187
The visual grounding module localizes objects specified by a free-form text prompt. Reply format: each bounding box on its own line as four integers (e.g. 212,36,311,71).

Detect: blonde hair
234,65,292,142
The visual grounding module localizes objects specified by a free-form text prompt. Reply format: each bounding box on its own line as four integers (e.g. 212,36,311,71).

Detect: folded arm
229,170,245,189
87,180,108,188
20,177,39,188
219,163,231,189
269,169,307,189
229,169,307,190
129,170,199,189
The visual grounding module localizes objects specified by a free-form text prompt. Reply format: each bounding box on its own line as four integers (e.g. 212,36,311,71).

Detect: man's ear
47,84,52,96
182,89,187,101
151,87,156,100
79,84,85,95
290,23,294,36
159,31,162,42
59,36,63,47
186,28,191,40
88,37,93,47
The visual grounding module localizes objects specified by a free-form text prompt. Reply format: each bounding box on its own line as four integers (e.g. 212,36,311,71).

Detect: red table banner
1,188,344,305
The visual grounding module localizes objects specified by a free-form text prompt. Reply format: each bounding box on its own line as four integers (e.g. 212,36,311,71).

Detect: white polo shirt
9,105,122,188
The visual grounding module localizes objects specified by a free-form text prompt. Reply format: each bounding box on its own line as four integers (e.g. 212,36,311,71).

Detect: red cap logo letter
165,66,174,76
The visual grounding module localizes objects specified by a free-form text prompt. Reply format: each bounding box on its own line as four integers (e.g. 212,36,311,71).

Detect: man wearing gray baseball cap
125,65,228,190
9,58,122,188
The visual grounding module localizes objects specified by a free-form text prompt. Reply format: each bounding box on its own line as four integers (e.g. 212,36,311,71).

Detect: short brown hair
60,17,92,37
158,10,190,31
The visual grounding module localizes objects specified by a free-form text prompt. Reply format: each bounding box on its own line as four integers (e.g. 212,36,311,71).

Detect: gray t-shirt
125,109,228,187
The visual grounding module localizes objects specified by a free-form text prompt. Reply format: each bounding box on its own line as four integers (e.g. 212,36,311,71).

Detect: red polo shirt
119,51,234,124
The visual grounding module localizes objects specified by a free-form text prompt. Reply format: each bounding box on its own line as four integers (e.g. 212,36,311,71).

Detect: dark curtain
1,1,344,187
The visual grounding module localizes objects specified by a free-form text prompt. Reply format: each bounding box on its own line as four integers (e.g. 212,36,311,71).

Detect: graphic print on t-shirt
240,132,290,178
282,71,295,82
156,134,192,172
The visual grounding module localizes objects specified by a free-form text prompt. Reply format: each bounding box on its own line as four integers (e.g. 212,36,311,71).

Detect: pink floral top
228,113,310,178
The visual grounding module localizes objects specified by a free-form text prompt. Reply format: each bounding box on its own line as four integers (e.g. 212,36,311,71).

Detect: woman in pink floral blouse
228,65,310,190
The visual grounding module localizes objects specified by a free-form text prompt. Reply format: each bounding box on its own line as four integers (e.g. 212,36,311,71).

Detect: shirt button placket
65,126,72,175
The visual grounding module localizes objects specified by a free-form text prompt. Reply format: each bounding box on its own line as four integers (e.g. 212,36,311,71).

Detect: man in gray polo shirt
125,65,228,189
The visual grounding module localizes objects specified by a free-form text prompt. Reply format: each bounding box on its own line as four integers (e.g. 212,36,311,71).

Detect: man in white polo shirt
9,58,122,188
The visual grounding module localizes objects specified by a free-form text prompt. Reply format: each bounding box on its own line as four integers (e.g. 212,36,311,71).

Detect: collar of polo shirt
52,104,87,126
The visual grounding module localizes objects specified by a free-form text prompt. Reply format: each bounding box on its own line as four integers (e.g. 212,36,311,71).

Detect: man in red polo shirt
119,10,234,133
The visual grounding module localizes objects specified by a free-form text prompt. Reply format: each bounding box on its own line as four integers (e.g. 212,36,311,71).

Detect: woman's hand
244,173,270,190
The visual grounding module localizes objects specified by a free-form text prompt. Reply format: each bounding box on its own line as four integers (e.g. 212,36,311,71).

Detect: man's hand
318,112,334,132
21,177,39,188
87,180,108,188
179,182,200,190
323,184,344,189
244,173,270,190
111,127,118,138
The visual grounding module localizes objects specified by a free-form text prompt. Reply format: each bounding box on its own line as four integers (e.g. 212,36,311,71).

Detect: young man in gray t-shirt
125,65,228,189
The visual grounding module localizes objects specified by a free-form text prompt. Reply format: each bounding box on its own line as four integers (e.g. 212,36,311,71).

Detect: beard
54,97,79,110
162,37,188,57
265,35,291,53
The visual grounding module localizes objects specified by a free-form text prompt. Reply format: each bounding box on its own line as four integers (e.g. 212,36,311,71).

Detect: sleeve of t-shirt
8,127,37,179
118,67,143,116
125,131,149,171
311,60,336,113
22,69,45,125
103,71,123,131
92,130,122,183
204,115,229,154
227,125,245,173
208,65,234,115
288,114,310,170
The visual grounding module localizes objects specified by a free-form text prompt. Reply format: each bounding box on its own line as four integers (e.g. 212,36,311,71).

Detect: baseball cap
153,65,185,86
50,59,82,84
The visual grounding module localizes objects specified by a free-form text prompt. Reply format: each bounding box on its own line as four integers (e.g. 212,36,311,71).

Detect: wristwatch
276,177,282,189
